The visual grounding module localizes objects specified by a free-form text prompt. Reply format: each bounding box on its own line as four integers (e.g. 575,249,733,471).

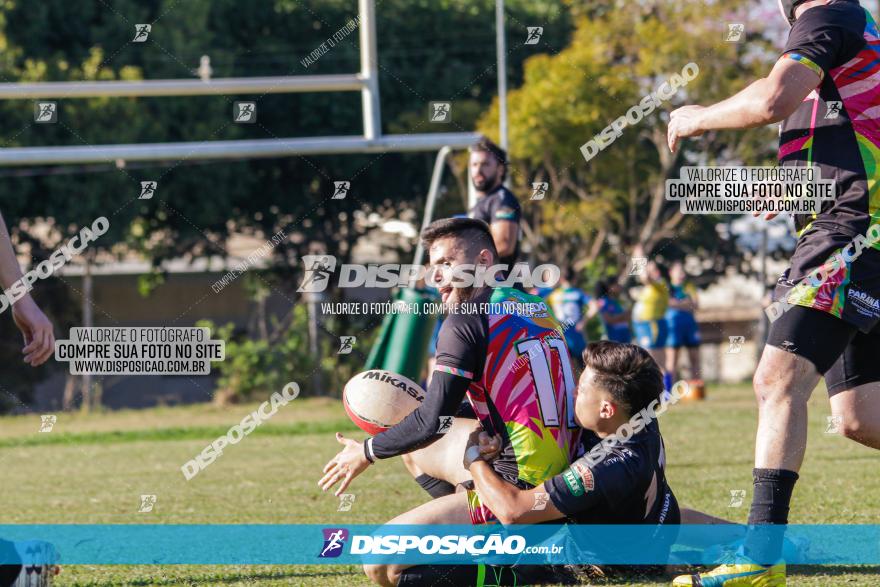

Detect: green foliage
479,0,779,278
199,302,379,403
0,0,570,410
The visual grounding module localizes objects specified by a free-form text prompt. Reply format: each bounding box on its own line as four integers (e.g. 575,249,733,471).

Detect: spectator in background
590,279,632,343
546,267,591,367
664,261,702,384
631,248,671,390
531,266,557,299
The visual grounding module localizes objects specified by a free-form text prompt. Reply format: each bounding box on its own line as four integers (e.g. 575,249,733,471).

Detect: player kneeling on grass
380,342,681,587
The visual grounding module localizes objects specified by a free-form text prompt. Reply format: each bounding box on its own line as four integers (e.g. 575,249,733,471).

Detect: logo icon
436,416,454,434
319,528,348,558
139,181,157,200
337,336,356,355
39,415,57,433
728,489,746,508
297,255,337,293
629,257,648,276
825,101,842,120
525,27,544,45
429,102,452,123
138,494,157,513
825,415,842,434
725,23,745,42
234,102,257,123
532,492,550,510
34,102,57,123
530,182,549,201
133,24,152,42
727,335,745,354
338,494,356,512
332,181,350,200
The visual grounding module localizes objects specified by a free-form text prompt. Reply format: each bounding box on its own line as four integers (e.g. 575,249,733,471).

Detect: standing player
546,267,591,368
0,210,57,587
590,279,632,344
668,0,880,584
631,252,671,388
467,137,521,268
664,262,702,384
318,218,580,586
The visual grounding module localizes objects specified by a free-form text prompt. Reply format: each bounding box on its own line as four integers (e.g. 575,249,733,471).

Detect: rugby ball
343,370,425,435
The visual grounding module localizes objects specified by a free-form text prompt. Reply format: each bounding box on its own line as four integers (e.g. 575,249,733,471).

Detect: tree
478,0,779,279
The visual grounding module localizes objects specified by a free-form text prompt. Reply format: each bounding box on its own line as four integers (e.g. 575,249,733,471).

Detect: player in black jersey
467,137,522,267
667,1,880,584
396,342,680,587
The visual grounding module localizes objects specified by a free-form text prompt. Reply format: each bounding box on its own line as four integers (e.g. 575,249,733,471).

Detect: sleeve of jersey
781,11,850,80
544,453,639,518
492,192,522,223
368,314,486,460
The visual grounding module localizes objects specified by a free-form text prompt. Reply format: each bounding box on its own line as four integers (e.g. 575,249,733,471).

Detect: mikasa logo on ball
362,370,425,402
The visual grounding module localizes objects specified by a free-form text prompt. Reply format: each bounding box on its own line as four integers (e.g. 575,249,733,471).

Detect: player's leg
685,319,702,380
686,345,701,380
665,345,680,382
400,415,478,495
829,384,880,448
826,326,880,449
743,305,856,565
363,492,472,586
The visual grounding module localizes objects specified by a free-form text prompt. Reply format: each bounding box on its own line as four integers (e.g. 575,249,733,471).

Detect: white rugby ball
343,370,425,435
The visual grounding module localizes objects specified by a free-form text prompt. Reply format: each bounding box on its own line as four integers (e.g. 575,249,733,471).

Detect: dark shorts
773,225,880,334
766,304,880,395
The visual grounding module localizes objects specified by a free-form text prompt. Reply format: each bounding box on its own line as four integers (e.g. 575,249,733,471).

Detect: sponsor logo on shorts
847,288,880,319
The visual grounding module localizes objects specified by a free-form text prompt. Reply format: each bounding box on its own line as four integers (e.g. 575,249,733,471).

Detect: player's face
573,368,615,432
427,237,492,304
670,263,685,285
469,151,502,193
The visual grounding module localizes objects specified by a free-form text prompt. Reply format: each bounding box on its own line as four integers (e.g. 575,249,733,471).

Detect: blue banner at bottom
0,524,877,565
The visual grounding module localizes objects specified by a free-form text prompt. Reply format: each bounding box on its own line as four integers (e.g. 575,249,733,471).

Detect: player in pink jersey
318,218,578,586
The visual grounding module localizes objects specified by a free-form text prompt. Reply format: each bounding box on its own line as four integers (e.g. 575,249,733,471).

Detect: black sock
743,468,799,564
414,473,455,499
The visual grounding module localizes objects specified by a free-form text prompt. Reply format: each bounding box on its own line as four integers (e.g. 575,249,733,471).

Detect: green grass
1,385,877,586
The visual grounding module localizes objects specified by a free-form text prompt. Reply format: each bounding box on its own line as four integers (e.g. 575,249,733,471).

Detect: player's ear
599,400,616,420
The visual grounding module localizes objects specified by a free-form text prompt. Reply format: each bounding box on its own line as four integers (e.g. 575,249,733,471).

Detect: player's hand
753,209,779,221
319,433,370,496
464,430,501,469
12,297,55,367
667,105,706,152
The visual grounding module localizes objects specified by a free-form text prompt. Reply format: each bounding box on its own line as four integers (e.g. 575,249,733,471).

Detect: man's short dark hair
469,137,508,180
420,217,498,259
582,341,664,417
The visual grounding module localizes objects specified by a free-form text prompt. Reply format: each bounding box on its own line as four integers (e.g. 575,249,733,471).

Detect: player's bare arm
464,431,564,525
667,57,822,153
0,211,55,366
489,219,517,260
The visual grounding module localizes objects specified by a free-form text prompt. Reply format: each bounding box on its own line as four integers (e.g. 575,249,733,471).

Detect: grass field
1,383,878,586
